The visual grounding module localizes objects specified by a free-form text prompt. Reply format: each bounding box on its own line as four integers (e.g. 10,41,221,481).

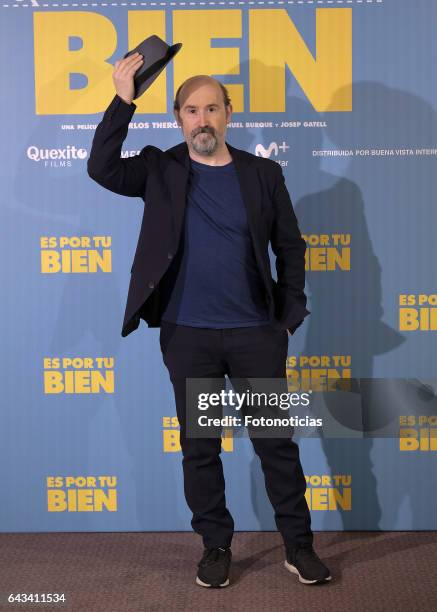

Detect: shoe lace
296,546,320,562
290,546,320,563
202,547,229,565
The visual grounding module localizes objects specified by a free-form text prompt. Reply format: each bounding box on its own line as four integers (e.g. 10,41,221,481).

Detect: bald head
173,75,231,112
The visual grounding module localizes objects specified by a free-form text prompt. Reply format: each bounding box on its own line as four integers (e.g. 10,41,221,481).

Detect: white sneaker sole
196,576,230,588
284,560,332,584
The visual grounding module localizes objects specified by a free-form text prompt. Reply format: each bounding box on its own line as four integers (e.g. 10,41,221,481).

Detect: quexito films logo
255,141,290,167
27,145,87,168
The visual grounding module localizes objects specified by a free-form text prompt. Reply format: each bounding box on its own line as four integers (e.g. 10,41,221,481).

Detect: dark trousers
159,321,313,551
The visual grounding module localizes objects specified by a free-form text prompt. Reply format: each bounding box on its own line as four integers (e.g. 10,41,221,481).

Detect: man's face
175,81,232,156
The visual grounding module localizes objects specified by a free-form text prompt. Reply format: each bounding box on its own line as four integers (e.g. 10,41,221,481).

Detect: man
87,51,331,587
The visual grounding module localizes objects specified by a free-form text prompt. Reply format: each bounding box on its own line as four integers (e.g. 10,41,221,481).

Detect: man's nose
198,109,209,126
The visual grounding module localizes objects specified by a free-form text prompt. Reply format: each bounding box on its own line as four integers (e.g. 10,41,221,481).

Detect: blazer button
148,281,155,289
167,252,173,260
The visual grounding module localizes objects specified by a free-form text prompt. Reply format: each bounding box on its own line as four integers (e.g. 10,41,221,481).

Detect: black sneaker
196,547,232,588
285,545,332,584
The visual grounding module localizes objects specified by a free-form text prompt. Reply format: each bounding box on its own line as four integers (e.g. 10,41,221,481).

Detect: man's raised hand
112,52,144,105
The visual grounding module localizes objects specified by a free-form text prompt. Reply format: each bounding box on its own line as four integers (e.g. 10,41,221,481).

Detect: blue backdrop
1,0,436,532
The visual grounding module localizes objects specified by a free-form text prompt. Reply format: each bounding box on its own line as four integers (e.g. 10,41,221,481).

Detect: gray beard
190,131,219,156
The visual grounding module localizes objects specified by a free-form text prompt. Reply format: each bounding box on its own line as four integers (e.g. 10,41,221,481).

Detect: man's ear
226,103,233,124
174,110,182,127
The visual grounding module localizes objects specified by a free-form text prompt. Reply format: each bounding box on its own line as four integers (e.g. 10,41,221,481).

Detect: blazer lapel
227,142,263,249
163,142,190,248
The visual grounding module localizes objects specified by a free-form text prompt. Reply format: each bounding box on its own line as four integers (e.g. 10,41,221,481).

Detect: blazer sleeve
270,163,310,333
87,94,153,198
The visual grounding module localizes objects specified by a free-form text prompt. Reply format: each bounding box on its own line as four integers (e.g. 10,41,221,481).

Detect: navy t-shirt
160,157,269,328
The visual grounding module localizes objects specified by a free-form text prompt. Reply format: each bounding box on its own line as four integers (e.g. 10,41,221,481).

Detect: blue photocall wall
1,0,436,532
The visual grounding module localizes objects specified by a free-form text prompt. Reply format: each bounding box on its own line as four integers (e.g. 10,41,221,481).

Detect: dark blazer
87,94,310,338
